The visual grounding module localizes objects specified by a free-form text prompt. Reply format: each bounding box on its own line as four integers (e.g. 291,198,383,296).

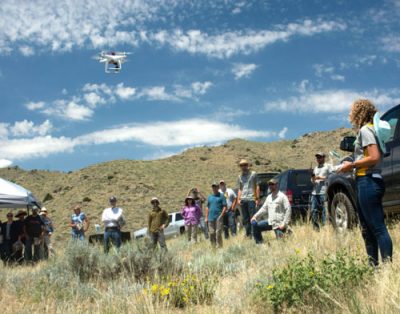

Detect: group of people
1,99,392,267
0,206,54,264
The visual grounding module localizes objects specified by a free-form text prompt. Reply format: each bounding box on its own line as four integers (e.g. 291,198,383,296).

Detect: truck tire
330,192,357,231
180,226,185,235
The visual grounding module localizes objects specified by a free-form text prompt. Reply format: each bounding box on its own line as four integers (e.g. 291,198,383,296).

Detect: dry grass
0,222,399,313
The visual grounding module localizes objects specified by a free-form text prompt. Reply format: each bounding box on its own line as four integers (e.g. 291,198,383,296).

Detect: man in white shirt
102,196,125,253
311,152,331,230
250,178,291,243
219,180,238,238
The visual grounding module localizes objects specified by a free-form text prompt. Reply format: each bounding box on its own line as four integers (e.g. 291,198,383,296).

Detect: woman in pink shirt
181,195,202,243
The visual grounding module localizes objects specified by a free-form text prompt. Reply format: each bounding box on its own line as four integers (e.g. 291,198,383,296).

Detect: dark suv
274,169,314,219
327,104,400,231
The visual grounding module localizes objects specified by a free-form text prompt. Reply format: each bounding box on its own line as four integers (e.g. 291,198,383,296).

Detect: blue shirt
207,192,227,221
71,212,86,234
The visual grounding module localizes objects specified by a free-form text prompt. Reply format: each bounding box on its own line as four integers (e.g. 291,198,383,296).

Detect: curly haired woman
340,99,393,265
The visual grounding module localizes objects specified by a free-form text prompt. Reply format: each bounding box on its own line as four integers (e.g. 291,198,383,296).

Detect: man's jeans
25,237,42,262
150,230,167,250
223,210,237,238
71,232,85,241
208,216,223,248
241,200,256,237
253,220,285,244
104,228,122,253
311,194,326,230
356,176,393,265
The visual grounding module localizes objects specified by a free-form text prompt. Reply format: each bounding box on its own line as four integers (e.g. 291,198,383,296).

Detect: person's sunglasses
268,183,276,186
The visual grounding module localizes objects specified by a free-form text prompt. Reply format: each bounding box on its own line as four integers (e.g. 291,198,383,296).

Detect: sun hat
15,210,27,217
373,112,391,154
268,178,278,185
239,159,249,166
40,207,47,214
219,179,225,184
151,197,159,204
185,194,195,201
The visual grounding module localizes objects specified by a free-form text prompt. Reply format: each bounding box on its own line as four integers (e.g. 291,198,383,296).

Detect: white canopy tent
0,178,39,209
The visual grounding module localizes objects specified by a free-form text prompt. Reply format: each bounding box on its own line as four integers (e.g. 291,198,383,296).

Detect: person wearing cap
148,197,169,250
70,206,89,241
39,208,55,258
188,187,209,239
181,194,202,243
219,180,238,238
24,206,45,262
102,196,125,253
310,152,332,230
339,99,393,265
250,178,291,243
205,182,227,248
237,159,260,238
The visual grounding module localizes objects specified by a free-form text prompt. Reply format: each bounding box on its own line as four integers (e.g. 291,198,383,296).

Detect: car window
382,107,400,141
278,173,287,190
176,213,183,221
293,172,311,187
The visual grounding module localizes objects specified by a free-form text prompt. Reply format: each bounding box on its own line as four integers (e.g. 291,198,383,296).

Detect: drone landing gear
105,61,121,73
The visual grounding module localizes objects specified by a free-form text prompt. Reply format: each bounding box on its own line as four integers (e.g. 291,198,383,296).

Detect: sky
0,0,399,171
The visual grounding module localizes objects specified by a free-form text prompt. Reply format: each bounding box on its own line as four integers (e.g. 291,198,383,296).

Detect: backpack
373,112,391,154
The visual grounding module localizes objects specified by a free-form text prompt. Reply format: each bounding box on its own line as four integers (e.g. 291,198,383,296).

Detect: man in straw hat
251,178,291,243
237,159,260,239
148,197,169,250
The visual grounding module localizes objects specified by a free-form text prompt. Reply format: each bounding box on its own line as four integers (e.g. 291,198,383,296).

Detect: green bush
254,250,372,311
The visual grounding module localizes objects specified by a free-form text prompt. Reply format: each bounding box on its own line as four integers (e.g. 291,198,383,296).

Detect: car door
163,214,175,237
381,106,400,207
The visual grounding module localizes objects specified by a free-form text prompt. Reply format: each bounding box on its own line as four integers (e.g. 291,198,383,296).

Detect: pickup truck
326,104,400,231
133,211,185,239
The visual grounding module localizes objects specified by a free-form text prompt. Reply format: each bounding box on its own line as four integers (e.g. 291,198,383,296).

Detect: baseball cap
219,180,225,184
151,197,159,204
109,196,117,202
211,182,218,187
268,178,278,185
315,152,325,157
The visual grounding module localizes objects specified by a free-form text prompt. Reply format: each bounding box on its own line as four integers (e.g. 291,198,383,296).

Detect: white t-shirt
219,188,237,210
253,191,291,229
102,207,125,228
312,163,332,195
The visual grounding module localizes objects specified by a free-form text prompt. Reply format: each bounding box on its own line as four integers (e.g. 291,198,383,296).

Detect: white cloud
0,123,9,139
19,45,34,56
115,83,136,100
26,101,45,111
382,35,400,53
264,89,400,113
0,159,12,168
278,127,288,139
0,119,285,160
139,86,179,101
0,136,75,160
10,119,52,137
148,19,346,58
83,92,106,108
232,63,258,79
42,100,94,121
191,81,213,95
331,74,345,82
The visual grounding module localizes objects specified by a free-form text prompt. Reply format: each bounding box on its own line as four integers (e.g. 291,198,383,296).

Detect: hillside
0,128,353,241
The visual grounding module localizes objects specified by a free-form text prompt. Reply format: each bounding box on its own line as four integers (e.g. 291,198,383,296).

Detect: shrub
253,250,372,311
43,193,54,202
82,196,92,202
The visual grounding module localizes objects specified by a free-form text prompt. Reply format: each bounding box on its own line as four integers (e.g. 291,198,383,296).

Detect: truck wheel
180,227,185,235
330,192,357,231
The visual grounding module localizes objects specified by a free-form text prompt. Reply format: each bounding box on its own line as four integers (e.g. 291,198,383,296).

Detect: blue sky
0,0,399,171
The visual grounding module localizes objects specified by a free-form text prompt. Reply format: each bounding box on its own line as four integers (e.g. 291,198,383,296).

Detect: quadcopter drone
93,51,130,73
